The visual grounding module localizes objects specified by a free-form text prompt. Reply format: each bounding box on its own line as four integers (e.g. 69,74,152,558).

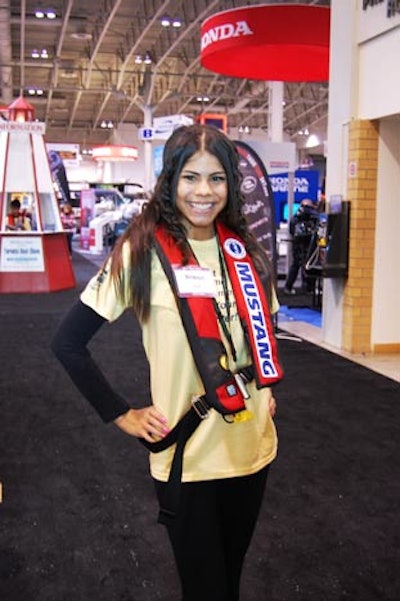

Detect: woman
52,124,283,601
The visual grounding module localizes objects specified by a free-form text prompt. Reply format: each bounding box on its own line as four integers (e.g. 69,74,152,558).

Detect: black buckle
191,395,210,420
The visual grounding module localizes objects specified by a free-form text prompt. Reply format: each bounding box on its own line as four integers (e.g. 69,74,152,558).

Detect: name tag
173,265,217,298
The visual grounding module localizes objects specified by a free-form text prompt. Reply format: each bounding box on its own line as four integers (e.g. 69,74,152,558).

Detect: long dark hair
110,124,273,320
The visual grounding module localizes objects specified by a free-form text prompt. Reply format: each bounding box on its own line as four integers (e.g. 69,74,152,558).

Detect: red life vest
154,221,283,416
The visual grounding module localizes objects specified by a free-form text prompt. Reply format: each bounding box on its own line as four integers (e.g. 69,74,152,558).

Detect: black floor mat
1,253,399,601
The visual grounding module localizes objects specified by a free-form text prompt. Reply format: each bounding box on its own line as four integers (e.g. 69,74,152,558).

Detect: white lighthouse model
0,96,75,293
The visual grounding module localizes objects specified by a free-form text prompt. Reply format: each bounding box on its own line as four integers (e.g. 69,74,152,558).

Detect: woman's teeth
189,202,213,211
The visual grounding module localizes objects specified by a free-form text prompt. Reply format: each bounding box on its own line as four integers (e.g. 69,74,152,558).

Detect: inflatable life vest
146,221,283,523
153,220,283,416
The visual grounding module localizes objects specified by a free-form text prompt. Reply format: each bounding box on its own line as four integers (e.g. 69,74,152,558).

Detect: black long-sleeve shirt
51,300,131,422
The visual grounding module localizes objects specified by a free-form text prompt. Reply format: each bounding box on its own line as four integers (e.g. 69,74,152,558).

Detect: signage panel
0,236,44,272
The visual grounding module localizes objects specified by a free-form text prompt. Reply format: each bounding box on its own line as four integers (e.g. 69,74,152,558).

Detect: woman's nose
195,178,212,195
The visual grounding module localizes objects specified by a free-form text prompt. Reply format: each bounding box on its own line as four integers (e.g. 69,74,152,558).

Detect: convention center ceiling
2,0,330,147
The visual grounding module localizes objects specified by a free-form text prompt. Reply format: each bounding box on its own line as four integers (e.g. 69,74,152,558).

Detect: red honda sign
201,5,330,82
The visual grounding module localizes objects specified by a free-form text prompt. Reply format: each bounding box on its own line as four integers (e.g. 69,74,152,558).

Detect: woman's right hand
113,406,170,443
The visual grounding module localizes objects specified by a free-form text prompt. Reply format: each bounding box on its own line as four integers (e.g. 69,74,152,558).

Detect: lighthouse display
0,96,75,293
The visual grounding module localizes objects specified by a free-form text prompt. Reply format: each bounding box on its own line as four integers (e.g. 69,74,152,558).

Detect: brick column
342,119,379,353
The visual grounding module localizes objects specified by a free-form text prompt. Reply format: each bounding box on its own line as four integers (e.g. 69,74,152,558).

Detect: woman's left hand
268,395,277,418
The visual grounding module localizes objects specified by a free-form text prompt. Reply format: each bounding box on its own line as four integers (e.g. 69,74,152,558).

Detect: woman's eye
211,175,226,183
182,174,196,182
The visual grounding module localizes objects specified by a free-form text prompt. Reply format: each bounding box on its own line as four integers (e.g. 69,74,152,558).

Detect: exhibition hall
0,2,399,600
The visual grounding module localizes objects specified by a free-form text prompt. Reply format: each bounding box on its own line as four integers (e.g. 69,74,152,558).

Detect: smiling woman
52,123,283,601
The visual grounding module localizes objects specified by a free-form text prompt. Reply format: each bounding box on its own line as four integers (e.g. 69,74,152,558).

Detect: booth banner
270,170,319,223
48,149,72,205
0,236,44,272
234,140,277,272
80,189,96,250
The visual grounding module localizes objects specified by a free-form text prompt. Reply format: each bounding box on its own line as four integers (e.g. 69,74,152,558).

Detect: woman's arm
51,300,131,422
51,300,170,441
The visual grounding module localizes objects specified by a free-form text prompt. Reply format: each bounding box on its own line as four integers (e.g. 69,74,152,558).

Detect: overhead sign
46,143,80,167
92,145,138,161
0,121,45,134
138,127,154,141
152,115,193,140
201,5,330,81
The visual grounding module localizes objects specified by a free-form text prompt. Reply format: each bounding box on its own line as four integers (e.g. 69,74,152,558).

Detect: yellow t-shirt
81,236,278,482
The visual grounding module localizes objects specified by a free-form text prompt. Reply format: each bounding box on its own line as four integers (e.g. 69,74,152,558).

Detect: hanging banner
201,5,330,82
234,140,277,276
80,189,96,250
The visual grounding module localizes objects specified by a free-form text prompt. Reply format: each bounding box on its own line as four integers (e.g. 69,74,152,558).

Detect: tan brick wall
342,120,379,353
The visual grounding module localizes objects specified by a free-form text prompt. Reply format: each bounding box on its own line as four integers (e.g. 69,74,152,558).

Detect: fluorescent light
306,134,320,148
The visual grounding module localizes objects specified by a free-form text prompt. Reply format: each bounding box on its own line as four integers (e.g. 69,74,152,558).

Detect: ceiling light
196,95,210,102
70,31,92,41
35,8,57,19
61,69,78,79
161,16,182,28
135,53,153,65
27,88,44,96
306,133,320,148
31,49,40,58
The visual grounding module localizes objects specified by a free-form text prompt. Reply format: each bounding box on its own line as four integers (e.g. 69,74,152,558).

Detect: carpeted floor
1,251,399,601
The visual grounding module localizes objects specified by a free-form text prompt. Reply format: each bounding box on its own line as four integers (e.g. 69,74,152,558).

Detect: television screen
282,201,301,222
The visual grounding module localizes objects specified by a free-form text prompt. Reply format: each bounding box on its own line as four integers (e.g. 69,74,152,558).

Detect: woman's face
176,150,228,240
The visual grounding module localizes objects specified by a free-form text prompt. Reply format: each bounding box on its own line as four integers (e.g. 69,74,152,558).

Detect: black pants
285,240,313,291
154,466,269,601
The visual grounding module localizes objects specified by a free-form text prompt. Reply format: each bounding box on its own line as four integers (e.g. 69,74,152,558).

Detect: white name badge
173,265,217,298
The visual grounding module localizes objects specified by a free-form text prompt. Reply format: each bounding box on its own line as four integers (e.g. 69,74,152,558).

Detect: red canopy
201,4,330,82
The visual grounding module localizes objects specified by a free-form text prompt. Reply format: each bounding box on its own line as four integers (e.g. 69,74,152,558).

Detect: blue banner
269,170,319,224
